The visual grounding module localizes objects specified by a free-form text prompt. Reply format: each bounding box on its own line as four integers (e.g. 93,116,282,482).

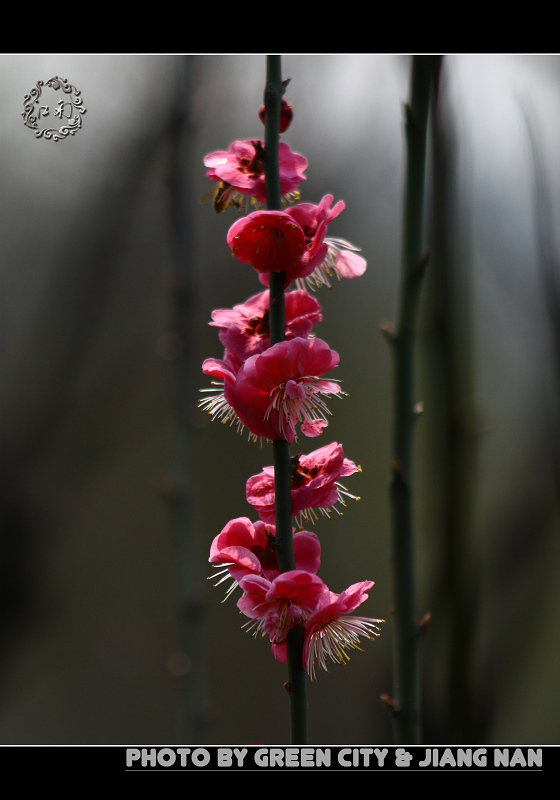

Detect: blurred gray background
1,54,559,745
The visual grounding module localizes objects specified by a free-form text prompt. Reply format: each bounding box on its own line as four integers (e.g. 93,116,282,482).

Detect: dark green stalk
430,82,480,743
390,55,441,745
262,54,308,745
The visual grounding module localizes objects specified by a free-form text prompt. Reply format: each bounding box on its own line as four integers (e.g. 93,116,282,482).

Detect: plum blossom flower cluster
201,95,382,679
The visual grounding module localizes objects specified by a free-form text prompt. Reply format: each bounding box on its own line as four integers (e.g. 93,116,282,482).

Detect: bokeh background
1,53,560,745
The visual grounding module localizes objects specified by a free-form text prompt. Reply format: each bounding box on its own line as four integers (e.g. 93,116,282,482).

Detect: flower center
251,529,277,571
246,308,270,337
265,600,307,642
237,143,264,178
266,375,337,439
302,224,318,244
290,455,319,489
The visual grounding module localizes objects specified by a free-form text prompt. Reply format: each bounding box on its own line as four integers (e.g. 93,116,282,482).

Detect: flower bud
259,98,293,133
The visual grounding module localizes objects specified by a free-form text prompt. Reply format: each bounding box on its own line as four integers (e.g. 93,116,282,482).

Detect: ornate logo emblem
22,76,86,141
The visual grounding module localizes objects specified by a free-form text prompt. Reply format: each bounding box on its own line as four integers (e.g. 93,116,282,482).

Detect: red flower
265,579,384,677
199,337,340,444
209,289,322,362
237,570,328,643
203,140,307,207
227,210,306,275
246,441,360,526
256,195,367,290
232,337,343,443
208,516,321,600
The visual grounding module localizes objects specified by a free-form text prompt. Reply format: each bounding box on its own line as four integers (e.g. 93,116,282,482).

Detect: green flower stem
263,54,308,745
390,55,441,745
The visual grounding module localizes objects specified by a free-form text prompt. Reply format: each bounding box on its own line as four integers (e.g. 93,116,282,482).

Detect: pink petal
301,419,328,437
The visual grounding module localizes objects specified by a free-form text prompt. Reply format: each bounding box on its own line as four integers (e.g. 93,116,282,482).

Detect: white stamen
208,563,240,602
306,616,383,681
198,382,266,445
265,376,344,441
295,238,362,292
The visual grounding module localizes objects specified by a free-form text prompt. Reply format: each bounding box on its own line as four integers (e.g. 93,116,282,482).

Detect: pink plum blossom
237,570,328,643
232,337,343,443
287,195,366,291
199,337,340,444
246,441,360,526
303,581,384,680
203,140,307,207
286,194,345,274
208,516,321,600
209,289,322,362
265,579,384,676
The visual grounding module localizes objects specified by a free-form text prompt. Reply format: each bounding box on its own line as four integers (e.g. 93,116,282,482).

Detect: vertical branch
430,78,481,743
389,55,442,745
262,54,308,745
524,107,560,501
